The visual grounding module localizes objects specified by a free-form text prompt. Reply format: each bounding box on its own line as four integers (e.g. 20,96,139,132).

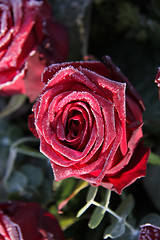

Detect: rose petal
0,67,25,95
81,67,127,156
0,201,66,240
101,142,150,194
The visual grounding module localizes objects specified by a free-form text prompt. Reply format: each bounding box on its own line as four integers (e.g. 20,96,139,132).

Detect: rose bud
0,201,66,240
0,0,69,101
28,56,150,194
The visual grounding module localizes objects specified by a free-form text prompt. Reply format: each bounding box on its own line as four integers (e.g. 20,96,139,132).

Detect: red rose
28,56,150,194
138,224,160,240
0,0,69,101
0,201,66,240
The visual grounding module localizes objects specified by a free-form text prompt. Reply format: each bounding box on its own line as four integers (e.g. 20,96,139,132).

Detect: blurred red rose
28,55,150,194
138,224,160,240
0,201,66,240
0,0,69,101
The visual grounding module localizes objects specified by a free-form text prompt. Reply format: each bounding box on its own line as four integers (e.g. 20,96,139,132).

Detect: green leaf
139,213,160,227
0,140,10,179
52,0,92,59
39,179,53,205
0,183,7,201
88,203,105,229
58,216,77,230
148,152,160,166
55,178,77,203
77,201,92,218
19,164,44,187
116,194,135,219
103,219,126,239
0,95,26,119
0,121,23,179
8,125,22,142
114,227,139,240
58,180,88,213
6,171,28,193
86,186,98,202
15,146,46,159
143,164,160,212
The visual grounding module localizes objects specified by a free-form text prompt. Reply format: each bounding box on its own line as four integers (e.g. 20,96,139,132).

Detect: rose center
66,111,84,140
68,119,80,137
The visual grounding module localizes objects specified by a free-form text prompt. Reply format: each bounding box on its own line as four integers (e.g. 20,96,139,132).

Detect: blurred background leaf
0,95,26,119
103,219,126,239
143,164,160,212
51,0,93,59
86,186,98,202
148,152,160,165
88,201,106,229
0,120,23,180
139,212,160,226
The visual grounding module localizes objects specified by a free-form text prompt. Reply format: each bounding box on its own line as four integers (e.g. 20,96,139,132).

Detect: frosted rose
29,56,150,194
0,0,68,101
